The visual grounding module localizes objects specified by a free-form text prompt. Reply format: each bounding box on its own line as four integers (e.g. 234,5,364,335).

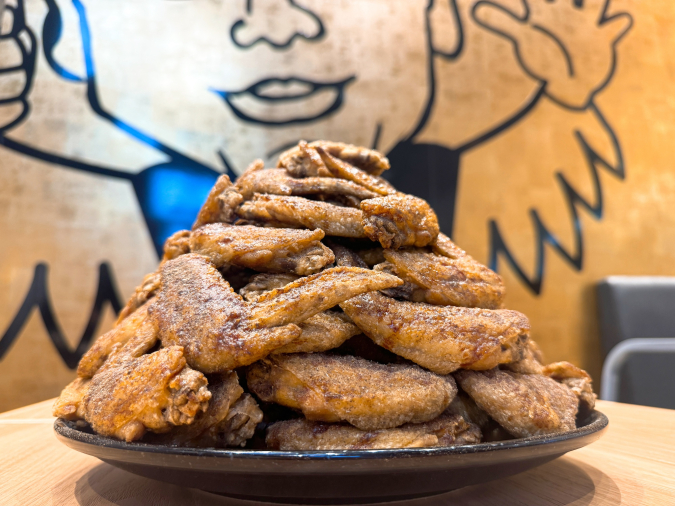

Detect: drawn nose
231,0,324,49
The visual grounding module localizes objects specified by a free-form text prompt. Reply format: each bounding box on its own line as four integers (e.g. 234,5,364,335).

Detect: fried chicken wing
272,311,360,354
333,245,527,374
503,339,545,375
238,194,366,237
240,273,361,354
155,255,401,372
53,377,90,421
79,303,154,378
316,146,396,196
361,194,439,249
455,369,578,438
279,141,390,177
115,271,161,325
383,247,505,309
543,361,596,415
250,265,402,328
148,371,261,447
82,321,211,442
236,167,378,202
247,353,456,430
266,411,480,450
192,174,244,230
190,223,334,275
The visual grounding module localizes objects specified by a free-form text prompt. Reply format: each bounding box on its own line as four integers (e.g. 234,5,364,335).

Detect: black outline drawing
0,0,634,371
0,263,123,369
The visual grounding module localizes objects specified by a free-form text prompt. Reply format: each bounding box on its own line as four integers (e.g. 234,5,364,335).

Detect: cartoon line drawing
0,0,632,367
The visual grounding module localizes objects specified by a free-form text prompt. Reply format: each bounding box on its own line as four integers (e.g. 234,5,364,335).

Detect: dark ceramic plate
55,411,607,504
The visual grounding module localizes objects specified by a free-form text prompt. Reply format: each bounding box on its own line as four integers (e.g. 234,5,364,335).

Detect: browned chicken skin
190,223,335,275
155,254,402,372
455,369,578,438
240,273,360,354
278,140,390,177
315,147,396,196
115,272,160,325
335,246,528,374
543,361,597,415
238,194,366,237
266,411,480,450
82,321,211,442
236,167,378,202
53,377,90,421
383,247,505,309
192,174,244,230
247,353,456,430
361,194,439,249
79,303,154,378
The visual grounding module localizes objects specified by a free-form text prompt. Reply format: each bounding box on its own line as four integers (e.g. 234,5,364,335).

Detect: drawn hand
472,0,632,109
0,0,36,131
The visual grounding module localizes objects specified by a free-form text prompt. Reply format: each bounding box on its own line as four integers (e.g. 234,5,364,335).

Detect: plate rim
54,409,608,461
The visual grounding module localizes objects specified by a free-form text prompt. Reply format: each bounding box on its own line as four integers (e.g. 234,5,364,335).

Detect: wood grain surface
1,399,673,505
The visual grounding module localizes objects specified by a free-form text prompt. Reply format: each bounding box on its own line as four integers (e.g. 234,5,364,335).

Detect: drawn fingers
472,1,529,45
600,12,633,44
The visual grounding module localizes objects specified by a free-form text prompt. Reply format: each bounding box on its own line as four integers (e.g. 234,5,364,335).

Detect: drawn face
79,0,433,172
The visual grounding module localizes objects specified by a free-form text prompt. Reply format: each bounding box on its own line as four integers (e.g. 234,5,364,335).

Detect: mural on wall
0,0,633,396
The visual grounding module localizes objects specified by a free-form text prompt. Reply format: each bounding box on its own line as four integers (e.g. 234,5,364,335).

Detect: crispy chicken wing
162,230,192,262
236,167,378,202
503,339,545,375
543,361,596,415
247,353,456,430
334,245,527,374
79,303,154,378
250,265,402,328
278,141,390,177
149,371,261,447
240,273,360,354
361,195,439,249
192,174,244,230
315,146,396,196
82,321,211,442
115,272,160,325
455,369,578,438
155,254,401,372
53,377,90,421
266,411,480,450
383,247,505,309
190,223,334,275
238,194,366,237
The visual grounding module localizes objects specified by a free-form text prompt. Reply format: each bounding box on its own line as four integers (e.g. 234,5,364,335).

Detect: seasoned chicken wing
316,146,396,196
82,321,211,442
543,361,596,415
115,271,160,325
238,194,365,237
155,254,401,372
240,273,360,354
250,265,401,328
149,371,262,447
278,140,390,177
383,247,505,309
455,369,578,438
192,174,244,230
190,223,334,275
53,377,90,421
266,411,480,450
236,167,377,202
162,230,192,262
79,303,154,378
247,353,456,430
361,194,439,249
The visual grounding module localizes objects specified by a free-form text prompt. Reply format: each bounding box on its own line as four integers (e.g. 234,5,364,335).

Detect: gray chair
597,276,675,409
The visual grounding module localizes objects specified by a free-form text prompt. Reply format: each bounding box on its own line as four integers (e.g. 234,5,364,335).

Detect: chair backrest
597,276,675,357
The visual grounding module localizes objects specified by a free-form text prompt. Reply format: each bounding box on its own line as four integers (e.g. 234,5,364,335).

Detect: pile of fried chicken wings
54,140,596,450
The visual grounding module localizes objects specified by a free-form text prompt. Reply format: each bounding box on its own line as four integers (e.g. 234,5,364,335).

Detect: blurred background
1,0,674,412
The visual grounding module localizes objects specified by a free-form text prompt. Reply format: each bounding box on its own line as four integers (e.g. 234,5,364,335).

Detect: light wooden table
1,399,674,505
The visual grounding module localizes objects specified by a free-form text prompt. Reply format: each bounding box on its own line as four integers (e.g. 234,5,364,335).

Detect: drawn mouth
211,76,356,127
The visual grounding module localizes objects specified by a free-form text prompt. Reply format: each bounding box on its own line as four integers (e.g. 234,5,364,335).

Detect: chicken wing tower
54,140,596,449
